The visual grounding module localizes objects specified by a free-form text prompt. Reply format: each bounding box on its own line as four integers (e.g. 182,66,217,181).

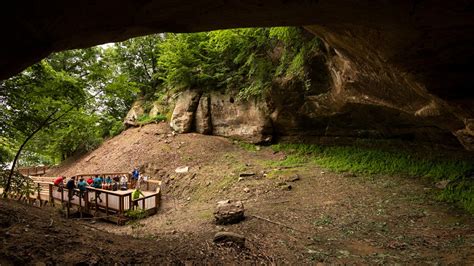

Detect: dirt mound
48,122,239,178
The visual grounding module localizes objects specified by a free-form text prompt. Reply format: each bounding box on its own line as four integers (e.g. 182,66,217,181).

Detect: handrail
85,186,133,196
34,181,54,185
131,191,160,202
74,172,131,177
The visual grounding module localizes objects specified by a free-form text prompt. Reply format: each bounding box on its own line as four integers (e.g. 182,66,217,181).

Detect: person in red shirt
86,176,93,185
53,176,65,192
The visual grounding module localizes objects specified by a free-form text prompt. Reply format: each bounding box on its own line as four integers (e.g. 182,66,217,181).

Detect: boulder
209,92,273,144
195,94,212,134
213,231,246,247
149,98,171,118
214,200,245,225
170,90,202,133
123,100,145,127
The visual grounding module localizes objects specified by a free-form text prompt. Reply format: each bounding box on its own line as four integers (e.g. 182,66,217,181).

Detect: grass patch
136,114,167,125
272,143,474,213
197,210,214,220
236,141,259,152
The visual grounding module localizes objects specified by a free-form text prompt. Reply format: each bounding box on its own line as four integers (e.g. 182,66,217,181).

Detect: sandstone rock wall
168,40,470,149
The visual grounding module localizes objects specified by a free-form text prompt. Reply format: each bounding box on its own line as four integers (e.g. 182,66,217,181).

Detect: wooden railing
73,172,132,180
18,166,50,176
30,176,161,220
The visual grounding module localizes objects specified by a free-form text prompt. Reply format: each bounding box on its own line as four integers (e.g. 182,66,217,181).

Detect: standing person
66,176,76,200
105,176,113,190
120,175,128,190
131,187,145,209
77,177,88,198
93,175,103,202
53,176,65,192
93,175,102,188
132,168,140,187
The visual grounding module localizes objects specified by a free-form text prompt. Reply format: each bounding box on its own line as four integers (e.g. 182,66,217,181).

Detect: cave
1,0,473,149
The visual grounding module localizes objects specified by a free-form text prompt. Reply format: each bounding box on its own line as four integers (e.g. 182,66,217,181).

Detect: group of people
52,168,147,204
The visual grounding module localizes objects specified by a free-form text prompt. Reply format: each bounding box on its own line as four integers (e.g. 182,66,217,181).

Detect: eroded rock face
168,47,467,149
195,94,212,135
169,90,201,133
124,100,145,127
209,92,273,143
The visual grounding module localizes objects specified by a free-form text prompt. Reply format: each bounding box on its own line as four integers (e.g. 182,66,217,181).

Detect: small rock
239,172,255,177
342,172,356,177
175,166,189,173
320,171,325,174
213,231,245,247
187,197,191,201
243,187,250,193
255,146,261,151
287,174,300,182
278,183,292,191
206,181,212,186
435,180,450,189
238,177,244,182
214,200,245,225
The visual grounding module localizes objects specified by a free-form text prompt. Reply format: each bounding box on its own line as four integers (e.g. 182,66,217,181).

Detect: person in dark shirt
66,176,76,200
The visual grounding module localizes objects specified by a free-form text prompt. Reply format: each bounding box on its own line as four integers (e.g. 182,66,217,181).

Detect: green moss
136,114,167,125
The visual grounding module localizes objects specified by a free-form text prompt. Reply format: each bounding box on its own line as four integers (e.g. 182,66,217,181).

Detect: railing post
79,193,83,218
105,193,109,216
49,184,54,207
85,190,89,211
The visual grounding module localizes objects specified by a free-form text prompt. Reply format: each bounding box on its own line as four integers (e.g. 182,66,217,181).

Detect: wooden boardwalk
16,174,162,224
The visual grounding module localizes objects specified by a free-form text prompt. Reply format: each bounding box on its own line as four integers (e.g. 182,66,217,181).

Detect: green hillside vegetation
0,27,317,166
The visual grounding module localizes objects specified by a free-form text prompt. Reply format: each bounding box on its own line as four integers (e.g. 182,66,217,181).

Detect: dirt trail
2,123,473,264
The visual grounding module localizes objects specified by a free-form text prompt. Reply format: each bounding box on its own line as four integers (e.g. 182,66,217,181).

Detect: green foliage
272,143,474,213
136,114,167,125
0,170,36,198
438,178,474,214
155,27,321,99
125,208,148,220
0,137,15,167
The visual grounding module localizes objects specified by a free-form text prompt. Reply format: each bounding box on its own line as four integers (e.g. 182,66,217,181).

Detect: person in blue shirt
105,176,113,190
132,168,140,188
93,175,103,188
92,175,103,202
77,178,87,198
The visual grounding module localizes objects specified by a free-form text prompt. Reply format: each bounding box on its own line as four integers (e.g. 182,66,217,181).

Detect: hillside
3,123,474,264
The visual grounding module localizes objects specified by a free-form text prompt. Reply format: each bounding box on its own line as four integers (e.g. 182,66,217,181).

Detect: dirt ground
2,123,473,264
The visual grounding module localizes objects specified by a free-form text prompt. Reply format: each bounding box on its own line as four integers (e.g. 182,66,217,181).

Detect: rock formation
2,1,473,149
